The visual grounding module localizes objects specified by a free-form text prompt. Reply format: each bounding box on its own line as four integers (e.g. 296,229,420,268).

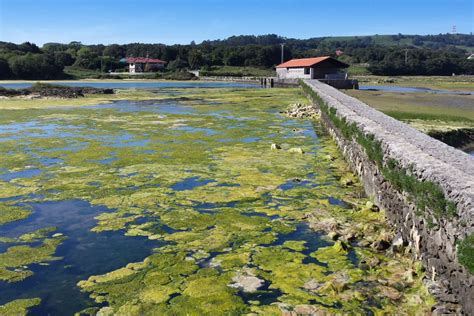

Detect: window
304,68,310,75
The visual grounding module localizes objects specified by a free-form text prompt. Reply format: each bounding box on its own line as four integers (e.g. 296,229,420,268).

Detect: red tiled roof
126,57,166,64
276,56,348,68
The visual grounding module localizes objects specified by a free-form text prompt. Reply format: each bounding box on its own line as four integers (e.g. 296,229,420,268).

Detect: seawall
302,79,474,314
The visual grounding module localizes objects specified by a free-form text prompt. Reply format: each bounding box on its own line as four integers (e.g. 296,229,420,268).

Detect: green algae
0,86,436,314
0,204,32,226
0,235,66,282
0,298,41,316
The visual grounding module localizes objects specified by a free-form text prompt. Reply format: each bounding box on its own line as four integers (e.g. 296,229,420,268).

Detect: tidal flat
0,86,435,315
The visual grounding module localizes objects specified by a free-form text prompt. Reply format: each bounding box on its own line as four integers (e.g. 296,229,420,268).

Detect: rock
229,272,264,293
403,269,416,283
391,234,405,253
303,279,325,292
288,147,304,154
371,240,391,251
328,231,340,241
291,305,327,316
378,285,402,300
97,306,115,316
332,272,350,292
271,143,282,150
283,103,320,119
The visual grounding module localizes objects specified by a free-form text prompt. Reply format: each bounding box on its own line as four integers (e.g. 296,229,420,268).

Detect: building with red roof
276,56,349,80
125,57,166,73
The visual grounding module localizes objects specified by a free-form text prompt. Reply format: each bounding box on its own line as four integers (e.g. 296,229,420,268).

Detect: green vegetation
0,235,66,282
458,234,474,274
0,33,473,80
345,89,474,135
0,298,41,316
0,86,435,313
356,75,474,91
0,204,31,225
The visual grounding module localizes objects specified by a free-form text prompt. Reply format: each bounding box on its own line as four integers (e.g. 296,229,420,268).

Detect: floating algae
0,87,435,314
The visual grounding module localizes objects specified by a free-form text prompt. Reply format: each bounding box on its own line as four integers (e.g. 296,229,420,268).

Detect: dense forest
0,33,473,79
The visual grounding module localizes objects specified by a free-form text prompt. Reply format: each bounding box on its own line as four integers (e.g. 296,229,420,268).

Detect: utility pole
404,49,408,65
280,43,285,64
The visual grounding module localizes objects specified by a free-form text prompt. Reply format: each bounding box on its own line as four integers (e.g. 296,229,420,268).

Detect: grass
345,90,474,124
63,66,102,79
348,64,371,76
355,75,474,91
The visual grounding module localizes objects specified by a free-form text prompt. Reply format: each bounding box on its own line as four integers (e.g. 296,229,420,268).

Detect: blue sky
0,0,472,45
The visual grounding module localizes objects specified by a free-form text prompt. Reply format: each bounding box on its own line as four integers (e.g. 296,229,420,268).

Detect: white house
276,56,349,80
125,57,166,73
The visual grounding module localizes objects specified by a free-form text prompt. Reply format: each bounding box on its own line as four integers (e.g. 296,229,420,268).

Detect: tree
188,49,203,69
167,57,189,70
73,47,100,69
9,53,64,79
0,58,12,79
54,51,74,68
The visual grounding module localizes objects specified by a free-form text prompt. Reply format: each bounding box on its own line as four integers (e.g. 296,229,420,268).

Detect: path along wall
302,80,474,314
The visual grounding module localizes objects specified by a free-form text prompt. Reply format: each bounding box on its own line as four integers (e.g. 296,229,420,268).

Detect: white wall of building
276,67,311,79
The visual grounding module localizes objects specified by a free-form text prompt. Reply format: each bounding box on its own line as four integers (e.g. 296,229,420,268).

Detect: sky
0,0,472,46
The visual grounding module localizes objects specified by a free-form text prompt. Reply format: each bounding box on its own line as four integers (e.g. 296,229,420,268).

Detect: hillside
0,33,473,80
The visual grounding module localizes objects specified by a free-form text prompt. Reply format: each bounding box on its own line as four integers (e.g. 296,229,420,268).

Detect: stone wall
303,79,474,314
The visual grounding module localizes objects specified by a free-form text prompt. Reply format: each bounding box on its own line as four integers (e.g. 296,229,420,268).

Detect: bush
9,53,64,79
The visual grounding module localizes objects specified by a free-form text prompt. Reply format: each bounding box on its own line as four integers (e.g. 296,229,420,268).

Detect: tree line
0,33,473,79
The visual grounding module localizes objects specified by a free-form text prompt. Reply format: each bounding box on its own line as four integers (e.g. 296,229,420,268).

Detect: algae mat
0,87,434,315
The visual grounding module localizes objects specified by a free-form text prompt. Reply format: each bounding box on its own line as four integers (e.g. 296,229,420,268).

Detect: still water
359,85,474,95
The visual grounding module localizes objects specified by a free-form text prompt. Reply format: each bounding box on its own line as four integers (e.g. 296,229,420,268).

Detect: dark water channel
0,200,161,315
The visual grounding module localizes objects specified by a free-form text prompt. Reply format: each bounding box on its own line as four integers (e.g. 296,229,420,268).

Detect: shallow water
359,85,474,95
0,87,434,315
0,200,160,315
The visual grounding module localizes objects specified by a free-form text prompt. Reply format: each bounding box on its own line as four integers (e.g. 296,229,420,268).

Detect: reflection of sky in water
0,200,161,315
171,176,216,191
88,99,197,115
0,91,345,314
174,125,218,136
0,168,43,181
0,121,80,140
360,85,474,95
